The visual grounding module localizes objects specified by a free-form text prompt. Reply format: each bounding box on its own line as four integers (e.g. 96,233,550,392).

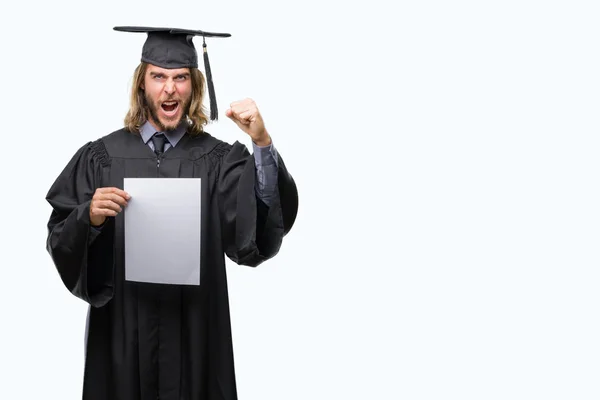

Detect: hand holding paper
90,187,131,226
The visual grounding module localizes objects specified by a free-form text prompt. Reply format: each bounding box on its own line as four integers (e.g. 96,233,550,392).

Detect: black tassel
203,37,218,121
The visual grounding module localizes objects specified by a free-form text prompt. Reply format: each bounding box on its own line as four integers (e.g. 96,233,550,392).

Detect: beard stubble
144,92,192,131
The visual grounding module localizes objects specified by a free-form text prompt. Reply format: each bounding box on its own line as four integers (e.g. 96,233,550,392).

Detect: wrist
253,133,271,147
90,215,106,227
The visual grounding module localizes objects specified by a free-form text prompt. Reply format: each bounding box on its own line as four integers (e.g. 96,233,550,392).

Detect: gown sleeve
217,140,299,267
45,141,114,307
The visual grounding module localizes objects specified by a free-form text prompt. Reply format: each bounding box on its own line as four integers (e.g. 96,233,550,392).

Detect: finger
225,109,247,126
230,103,258,119
91,209,118,218
95,200,123,213
99,193,129,207
107,187,131,200
228,106,252,120
230,98,255,112
96,187,131,200
95,200,122,213
236,110,255,124
94,191,129,206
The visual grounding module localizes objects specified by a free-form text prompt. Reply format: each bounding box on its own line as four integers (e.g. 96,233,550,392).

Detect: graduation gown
45,128,298,400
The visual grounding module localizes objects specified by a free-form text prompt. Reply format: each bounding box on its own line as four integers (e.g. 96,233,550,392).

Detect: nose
164,79,175,95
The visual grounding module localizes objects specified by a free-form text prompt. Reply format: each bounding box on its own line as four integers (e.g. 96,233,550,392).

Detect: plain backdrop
1,0,600,399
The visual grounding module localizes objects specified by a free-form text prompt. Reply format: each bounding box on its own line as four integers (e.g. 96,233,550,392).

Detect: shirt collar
140,120,187,148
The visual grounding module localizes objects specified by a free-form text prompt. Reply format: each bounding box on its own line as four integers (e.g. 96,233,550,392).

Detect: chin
159,116,183,131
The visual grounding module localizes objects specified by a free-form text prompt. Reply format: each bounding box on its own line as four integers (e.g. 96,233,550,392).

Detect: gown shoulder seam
207,141,232,160
89,138,110,167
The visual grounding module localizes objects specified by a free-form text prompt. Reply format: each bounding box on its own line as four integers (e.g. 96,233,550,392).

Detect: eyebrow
149,72,190,78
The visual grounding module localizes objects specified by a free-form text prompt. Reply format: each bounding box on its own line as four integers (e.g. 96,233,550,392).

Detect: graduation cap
114,26,231,121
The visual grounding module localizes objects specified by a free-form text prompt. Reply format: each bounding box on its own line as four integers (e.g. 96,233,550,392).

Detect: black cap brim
113,26,231,38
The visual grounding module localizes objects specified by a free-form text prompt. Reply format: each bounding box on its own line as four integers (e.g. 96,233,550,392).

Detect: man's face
142,64,193,131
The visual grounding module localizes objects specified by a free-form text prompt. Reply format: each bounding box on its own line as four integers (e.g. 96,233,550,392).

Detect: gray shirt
139,121,279,205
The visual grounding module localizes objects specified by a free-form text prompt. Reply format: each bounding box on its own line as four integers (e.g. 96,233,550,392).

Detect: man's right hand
89,187,131,227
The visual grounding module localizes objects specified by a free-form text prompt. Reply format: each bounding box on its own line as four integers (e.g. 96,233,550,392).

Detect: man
45,26,298,400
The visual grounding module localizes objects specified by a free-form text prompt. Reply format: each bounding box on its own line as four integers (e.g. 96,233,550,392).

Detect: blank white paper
123,178,201,286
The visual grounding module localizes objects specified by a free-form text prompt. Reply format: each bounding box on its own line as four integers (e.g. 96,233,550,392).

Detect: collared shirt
139,120,279,205
139,120,187,153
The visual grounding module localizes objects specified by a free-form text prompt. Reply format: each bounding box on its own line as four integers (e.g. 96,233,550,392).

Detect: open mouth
161,101,179,116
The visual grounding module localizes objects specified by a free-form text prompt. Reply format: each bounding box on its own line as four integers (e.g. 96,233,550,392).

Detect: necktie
151,133,167,156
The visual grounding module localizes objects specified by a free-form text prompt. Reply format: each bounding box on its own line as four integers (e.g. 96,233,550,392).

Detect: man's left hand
225,98,271,146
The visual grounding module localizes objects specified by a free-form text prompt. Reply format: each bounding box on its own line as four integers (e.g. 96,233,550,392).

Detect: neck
146,117,163,133
146,117,188,134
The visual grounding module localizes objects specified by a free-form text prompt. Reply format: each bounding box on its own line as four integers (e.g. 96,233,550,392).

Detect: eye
175,75,188,81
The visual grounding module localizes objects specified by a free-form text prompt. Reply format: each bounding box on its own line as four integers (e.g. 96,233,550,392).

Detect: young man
45,26,298,400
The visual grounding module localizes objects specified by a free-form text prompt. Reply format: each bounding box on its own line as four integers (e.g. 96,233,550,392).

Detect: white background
1,0,599,399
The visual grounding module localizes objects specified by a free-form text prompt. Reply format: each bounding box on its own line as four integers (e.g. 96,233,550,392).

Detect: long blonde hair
124,62,209,135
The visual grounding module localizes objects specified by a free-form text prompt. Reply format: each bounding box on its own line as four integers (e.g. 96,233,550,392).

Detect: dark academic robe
45,128,298,400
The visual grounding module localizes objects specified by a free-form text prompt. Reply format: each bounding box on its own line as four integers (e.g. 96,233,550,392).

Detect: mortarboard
114,26,231,121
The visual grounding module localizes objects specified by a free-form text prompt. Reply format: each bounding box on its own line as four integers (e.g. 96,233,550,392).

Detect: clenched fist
89,187,131,226
225,98,271,146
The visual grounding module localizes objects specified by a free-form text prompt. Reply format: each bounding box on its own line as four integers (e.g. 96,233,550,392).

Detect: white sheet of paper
123,178,201,286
